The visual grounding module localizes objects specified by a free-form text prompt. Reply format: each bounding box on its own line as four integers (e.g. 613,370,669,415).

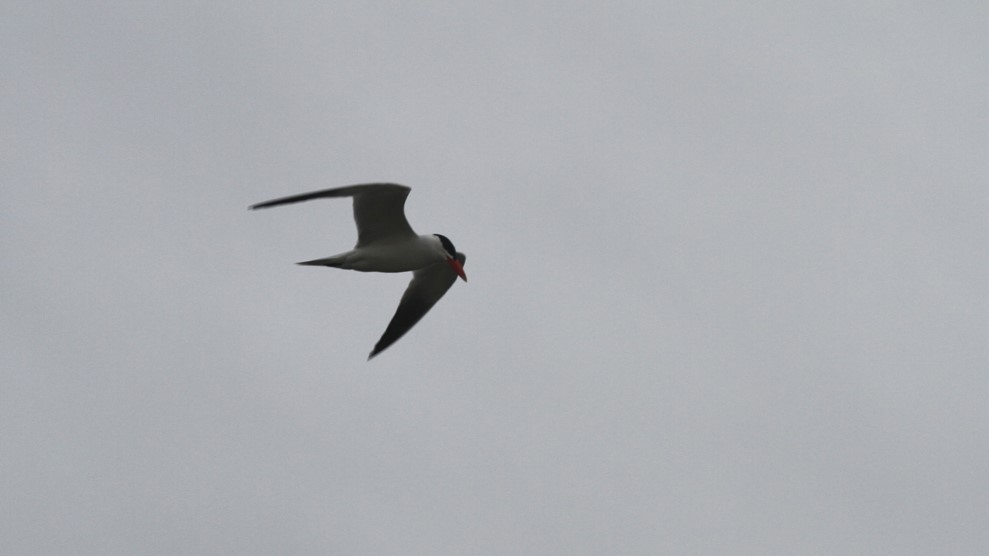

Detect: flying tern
250,183,466,359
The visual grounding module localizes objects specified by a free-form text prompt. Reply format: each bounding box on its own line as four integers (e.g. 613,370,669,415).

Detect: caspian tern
250,183,466,359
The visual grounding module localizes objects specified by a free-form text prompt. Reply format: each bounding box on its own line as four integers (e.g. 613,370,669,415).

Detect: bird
249,183,466,360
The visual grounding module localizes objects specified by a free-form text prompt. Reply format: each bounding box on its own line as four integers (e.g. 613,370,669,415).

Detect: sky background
4,1,989,554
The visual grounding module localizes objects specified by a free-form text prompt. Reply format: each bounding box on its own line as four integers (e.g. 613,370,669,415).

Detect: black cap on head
433,234,457,258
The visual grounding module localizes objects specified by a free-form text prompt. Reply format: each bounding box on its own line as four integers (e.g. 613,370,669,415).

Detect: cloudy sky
4,2,988,554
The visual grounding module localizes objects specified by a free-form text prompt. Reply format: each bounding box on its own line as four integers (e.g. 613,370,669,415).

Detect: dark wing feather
249,183,416,247
369,252,466,359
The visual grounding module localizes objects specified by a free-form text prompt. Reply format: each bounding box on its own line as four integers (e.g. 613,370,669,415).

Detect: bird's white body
299,234,450,273
250,183,466,359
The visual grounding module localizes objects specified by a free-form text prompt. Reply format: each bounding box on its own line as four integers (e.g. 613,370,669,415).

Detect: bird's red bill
448,258,467,281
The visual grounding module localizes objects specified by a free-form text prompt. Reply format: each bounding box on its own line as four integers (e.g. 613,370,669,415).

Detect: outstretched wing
249,183,416,247
369,252,466,359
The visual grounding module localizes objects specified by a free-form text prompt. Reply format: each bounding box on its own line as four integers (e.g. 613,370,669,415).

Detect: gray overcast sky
3,1,988,554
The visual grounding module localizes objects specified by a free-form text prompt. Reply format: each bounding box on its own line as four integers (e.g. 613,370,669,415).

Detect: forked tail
296,254,348,267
